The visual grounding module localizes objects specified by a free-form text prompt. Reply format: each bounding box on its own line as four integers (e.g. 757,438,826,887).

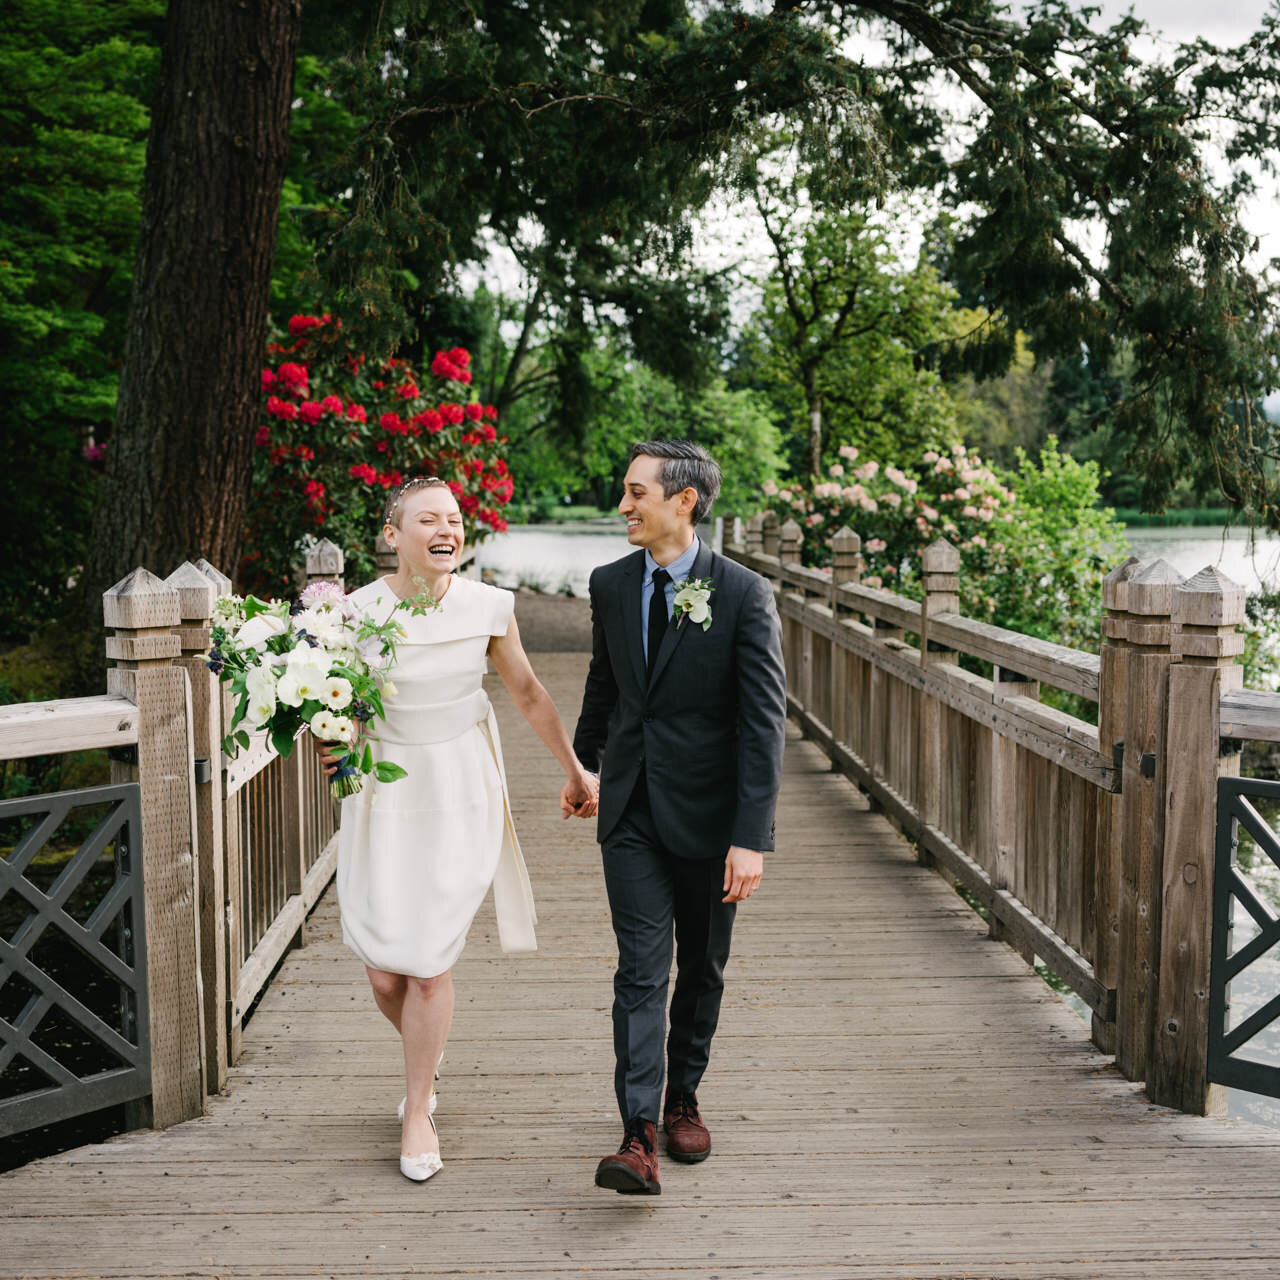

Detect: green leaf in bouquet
221,734,236,757
235,730,250,750
362,743,373,773
271,725,296,759
242,595,273,619
372,761,408,783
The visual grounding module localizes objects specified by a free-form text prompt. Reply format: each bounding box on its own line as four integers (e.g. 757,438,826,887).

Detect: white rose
381,680,398,699
235,613,287,651
321,677,353,711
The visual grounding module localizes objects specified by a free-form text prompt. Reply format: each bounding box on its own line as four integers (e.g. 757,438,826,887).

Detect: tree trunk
84,0,302,611
805,364,823,476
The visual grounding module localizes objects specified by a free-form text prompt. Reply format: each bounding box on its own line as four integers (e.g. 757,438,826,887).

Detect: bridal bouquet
206,580,409,799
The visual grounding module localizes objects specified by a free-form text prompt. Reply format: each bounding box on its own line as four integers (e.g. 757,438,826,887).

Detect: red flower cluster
431,347,473,384
244,324,514,595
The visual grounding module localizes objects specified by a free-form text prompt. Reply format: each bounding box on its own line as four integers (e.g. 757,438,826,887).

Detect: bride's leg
400,969,454,1156
366,966,408,1032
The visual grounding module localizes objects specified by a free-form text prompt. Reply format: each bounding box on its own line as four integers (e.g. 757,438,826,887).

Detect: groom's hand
560,770,599,819
723,846,763,902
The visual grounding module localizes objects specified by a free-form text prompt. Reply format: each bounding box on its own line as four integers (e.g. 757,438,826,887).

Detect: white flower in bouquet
310,709,356,744
321,677,353,711
212,595,246,627
244,666,279,729
278,648,331,707
235,610,288,652
295,605,346,647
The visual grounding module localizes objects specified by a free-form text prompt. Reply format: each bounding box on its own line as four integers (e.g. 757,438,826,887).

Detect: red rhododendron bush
241,314,512,595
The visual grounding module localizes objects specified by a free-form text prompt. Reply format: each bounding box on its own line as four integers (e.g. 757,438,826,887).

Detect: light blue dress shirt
641,538,701,665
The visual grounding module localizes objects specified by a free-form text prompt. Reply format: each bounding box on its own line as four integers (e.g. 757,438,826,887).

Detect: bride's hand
312,737,344,778
560,769,598,819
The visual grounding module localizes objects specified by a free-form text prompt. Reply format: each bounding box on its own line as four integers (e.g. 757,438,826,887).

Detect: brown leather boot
594,1119,661,1195
663,1087,711,1163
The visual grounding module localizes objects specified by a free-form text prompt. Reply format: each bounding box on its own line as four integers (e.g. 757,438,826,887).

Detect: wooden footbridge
6,527,1280,1277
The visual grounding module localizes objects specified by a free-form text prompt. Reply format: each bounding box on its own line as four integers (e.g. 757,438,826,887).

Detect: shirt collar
645,537,700,586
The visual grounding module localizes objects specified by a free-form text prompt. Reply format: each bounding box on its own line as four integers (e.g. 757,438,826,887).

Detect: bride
317,476,597,1181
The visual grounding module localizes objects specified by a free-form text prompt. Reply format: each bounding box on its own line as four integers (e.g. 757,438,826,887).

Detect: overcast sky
1086,0,1271,46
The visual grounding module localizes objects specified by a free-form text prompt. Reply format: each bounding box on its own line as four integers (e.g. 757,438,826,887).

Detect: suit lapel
619,551,648,694
647,537,713,690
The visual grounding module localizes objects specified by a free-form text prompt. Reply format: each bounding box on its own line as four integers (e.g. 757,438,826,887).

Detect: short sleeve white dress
335,574,537,978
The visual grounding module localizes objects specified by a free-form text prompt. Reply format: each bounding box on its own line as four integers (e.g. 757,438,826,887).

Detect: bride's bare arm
488,615,598,817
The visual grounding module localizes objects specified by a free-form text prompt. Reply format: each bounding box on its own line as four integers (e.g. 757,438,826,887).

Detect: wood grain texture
6,653,1280,1279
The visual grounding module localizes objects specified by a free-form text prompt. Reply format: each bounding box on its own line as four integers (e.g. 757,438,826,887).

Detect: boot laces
668,1090,699,1121
619,1118,654,1155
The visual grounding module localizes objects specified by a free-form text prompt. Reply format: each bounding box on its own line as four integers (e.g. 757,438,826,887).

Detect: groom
562,440,787,1195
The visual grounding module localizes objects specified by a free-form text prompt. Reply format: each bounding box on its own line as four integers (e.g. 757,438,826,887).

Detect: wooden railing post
375,530,398,576
1148,566,1245,1113
196,558,244,1067
165,562,227,1095
917,539,960,865
829,528,861,751
745,514,764,557
1093,556,1139,1054
778,519,809,711
103,568,205,1127
304,537,345,588
1116,558,1184,1083
762,510,780,560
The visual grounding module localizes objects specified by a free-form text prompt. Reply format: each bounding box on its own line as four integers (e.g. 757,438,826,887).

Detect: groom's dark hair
629,439,722,526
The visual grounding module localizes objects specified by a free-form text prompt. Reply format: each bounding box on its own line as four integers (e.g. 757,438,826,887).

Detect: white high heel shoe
399,1110,442,1183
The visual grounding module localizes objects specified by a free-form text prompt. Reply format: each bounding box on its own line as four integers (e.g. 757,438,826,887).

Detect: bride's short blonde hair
383,476,453,529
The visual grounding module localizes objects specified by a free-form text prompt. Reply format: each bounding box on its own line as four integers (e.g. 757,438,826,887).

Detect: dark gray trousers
600,779,737,1124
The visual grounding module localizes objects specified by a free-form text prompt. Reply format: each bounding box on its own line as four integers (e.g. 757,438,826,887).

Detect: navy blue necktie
647,568,670,675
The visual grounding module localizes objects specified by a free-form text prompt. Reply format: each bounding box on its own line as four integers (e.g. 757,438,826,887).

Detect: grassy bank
1113,507,1235,527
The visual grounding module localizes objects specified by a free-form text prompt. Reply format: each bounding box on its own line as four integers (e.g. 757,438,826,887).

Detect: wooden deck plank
5,651,1280,1279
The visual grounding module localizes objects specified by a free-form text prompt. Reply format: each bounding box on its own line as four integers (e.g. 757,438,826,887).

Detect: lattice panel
0,784,149,1136
1209,776,1280,1096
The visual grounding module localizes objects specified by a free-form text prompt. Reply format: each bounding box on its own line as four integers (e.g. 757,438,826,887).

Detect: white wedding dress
335,574,537,978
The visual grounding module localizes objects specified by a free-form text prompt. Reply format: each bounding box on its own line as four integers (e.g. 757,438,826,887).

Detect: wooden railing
3,539,377,1131
724,511,1271,1115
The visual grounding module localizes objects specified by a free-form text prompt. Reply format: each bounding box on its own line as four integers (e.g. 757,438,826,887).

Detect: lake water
1123,525,1280,593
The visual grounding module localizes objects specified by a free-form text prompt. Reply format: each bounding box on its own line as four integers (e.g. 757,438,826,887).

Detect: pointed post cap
103,567,181,629
194,558,232,593
1101,555,1140,611
921,538,961,574
1127,558,1185,616
165,561,217,620
831,526,861,553
1174,565,1247,628
305,537,344,577
779,517,803,540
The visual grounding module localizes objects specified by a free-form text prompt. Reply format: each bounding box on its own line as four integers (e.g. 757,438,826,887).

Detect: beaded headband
383,475,450,528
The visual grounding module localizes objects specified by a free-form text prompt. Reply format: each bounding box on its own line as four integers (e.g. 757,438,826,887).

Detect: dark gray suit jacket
572,536,788,859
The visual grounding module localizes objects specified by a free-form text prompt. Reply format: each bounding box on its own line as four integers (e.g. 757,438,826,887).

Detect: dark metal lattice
1209,776,1280,1097
0,784,148,1136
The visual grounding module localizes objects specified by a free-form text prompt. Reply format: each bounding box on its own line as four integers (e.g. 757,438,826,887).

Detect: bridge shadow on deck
5,652,1280,1279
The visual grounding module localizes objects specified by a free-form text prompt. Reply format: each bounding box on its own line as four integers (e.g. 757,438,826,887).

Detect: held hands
312,734,358,778
723,846,763,903
560,769,599,820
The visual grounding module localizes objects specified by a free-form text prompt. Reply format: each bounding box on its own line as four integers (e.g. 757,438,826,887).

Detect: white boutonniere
672,577,714,630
